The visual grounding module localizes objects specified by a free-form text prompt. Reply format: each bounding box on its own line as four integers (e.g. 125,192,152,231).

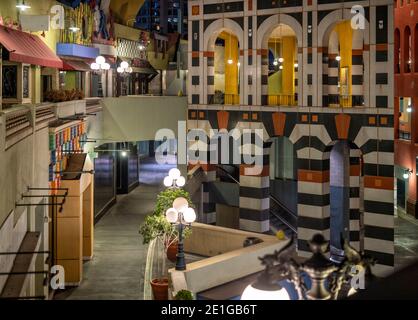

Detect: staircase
216,165,298,236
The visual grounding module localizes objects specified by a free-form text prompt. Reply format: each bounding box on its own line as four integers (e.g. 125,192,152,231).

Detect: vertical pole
175,219,186,271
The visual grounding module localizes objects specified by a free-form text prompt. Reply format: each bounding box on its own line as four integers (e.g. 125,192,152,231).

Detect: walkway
395,211,418,270
55,156,176,300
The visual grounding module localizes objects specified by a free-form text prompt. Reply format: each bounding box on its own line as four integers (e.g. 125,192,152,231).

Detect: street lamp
163,168,186,188
90,56,110,72
117,61,133,75
165,197,196,270
242,234,377,300
403,169,413,180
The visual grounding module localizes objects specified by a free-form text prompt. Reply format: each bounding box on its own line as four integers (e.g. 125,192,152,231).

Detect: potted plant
139,188,194,300
154,188,193,262
174,290,194,300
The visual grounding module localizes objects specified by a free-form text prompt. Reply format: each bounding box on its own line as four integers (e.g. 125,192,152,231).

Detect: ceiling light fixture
16,0,31,11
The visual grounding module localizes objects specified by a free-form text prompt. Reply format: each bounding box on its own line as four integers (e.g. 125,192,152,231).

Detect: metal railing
270,195,297,234
268,95,297,106
216,165,297,235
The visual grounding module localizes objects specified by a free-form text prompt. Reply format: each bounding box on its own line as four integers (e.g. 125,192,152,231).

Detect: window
23,66,30,98
2,65,18,99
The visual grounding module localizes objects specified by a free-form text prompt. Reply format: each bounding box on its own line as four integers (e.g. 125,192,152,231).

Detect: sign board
20,15,50,32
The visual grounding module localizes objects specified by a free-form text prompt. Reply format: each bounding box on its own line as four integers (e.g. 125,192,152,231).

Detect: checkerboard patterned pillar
349,148,361,251
239,142,270,233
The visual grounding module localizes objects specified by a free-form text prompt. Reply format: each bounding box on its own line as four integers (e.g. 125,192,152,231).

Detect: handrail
269,195,297,234
216,165,239,184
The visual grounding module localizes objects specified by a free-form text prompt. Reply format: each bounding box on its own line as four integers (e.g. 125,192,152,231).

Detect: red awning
61,59,91,72
0,26,63,68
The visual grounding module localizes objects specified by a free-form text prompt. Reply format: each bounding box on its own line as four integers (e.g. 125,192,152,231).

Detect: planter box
53,100,86,119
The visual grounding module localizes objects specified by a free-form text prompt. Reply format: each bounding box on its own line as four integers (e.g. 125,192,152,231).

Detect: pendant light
273,36,279,66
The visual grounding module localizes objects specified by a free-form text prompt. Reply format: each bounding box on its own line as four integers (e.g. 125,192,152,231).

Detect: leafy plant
154,188,194,217
44,89,84,103
174,290,194,300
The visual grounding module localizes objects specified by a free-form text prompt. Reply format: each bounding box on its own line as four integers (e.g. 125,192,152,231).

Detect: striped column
349,148,361,251
363,175,394,276
201,163,217,225
297,158,331,258
239,143,270,233
327,30,340,107
205,51,215,104
352,29,364,107
259,49,269,106
321,48,329,107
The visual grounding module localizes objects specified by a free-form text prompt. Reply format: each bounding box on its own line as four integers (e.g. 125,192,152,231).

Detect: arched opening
266,24,298,106
269,136,298,216
326,20,362,108
329,141,351,261
404,26,412,73
212,31,240,105
395,28,401,74
329,141,364,260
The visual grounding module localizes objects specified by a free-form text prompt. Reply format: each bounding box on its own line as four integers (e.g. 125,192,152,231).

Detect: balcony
210,92,240,105
267,95,297,107
328,95,364,108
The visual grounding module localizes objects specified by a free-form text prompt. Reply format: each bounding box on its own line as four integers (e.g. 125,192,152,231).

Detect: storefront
0,26,63,108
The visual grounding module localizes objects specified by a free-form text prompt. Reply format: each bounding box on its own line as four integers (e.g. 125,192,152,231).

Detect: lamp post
91,56,111,97
242,234,377,300
165,197,196,271
163,168,186,188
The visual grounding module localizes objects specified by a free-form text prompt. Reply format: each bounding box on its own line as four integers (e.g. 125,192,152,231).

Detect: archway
404,26,412,73
269,136,298,214
395,28,401,73
329,141,363,261
319,10,368,108
212,31,240,105
266,24,298,106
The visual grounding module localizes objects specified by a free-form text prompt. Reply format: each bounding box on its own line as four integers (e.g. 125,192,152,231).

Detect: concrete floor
54,156,176,300
395,212,418,270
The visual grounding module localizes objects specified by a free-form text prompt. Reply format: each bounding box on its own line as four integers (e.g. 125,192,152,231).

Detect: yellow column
282,36,296,105
336,21,353,106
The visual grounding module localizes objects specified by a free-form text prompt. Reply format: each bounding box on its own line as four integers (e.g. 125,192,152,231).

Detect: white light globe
90,63,99,70
278,57,284,63
183,207,196,223
403,172,410,180
164,176,174,187
166,208,179,224
96,56,106,65
169,168,181,180
173,197,189,212
241,284,290,300
121,151,127,157
336,56,341,62
102,63,110,70
273,59,279,66
176,176,186,187
121,61,129,69
227,59,233,65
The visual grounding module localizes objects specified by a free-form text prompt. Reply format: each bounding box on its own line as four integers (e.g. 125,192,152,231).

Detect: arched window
395,28,401,73
404,26,412,73
266,24,298,106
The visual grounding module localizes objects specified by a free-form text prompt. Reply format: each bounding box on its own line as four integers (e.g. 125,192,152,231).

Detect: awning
0,26,63,68
61,59,91,72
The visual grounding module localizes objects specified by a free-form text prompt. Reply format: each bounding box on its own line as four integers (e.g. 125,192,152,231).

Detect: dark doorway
330,141,350,260
397,178,406,210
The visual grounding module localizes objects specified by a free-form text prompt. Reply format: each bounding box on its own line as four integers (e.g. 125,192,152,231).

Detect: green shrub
174,290,194,300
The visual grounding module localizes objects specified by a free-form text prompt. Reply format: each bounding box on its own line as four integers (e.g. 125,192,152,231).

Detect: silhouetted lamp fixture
166,197,196,270
242,234,377,300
